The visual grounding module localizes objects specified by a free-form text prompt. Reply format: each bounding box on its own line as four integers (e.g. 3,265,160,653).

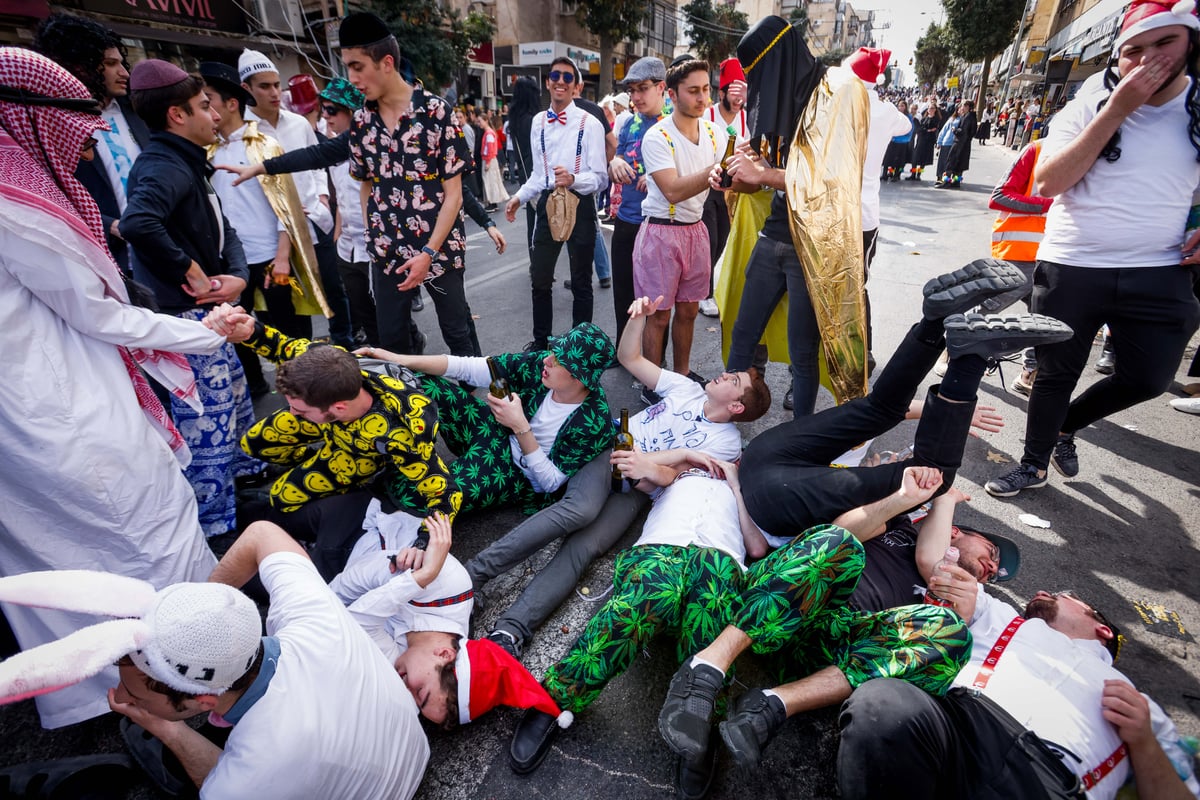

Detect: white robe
0,206,223,729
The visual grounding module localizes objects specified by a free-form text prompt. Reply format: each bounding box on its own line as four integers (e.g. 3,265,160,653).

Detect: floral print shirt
348,88,470,277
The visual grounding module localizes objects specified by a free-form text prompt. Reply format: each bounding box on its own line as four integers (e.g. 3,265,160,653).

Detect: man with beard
986,0,1200,497
837,586,1200,799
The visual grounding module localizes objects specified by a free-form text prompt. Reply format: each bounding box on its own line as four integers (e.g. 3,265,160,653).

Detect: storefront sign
519,41,555,65
70,0,247,33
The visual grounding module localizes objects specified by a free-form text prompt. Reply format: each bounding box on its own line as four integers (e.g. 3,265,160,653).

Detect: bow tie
547,110,568,125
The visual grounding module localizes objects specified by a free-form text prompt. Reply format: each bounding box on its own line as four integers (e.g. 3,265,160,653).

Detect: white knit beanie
238,48,277,83
129,583,262,696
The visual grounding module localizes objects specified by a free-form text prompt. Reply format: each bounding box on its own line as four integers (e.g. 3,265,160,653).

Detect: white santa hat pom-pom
1174,0,1196,16
556,710,574,729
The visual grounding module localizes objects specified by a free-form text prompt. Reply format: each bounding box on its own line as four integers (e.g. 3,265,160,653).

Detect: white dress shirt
516,100,608,203
245,107,333,234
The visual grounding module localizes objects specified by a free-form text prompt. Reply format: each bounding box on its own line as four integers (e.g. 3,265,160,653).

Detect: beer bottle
611,408,634,493
486,356,509,399
924,546,961,608
718,125,737,188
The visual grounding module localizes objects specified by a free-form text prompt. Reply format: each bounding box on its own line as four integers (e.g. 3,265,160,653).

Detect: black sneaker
1050,434,1079,478
487,629,523,660
719,689,788,769
524,339,549,353
782,386,794,411
658,661,725,761
599,277,612,289
922,260,1028,320
411,292,425,312
675,738,718,800
984,463,1048,497
944,313,1073,361
1094,347,1115,375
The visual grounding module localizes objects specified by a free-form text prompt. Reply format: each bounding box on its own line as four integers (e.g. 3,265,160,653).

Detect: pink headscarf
0,47,199,459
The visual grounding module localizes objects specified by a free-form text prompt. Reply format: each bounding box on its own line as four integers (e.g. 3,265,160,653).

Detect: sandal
119,718,194,798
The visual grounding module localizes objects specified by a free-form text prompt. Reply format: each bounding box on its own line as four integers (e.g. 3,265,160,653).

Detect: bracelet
420,245,438,259
513,427,532,436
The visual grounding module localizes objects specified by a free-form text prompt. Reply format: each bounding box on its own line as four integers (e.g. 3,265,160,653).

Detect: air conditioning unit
254,0,304,36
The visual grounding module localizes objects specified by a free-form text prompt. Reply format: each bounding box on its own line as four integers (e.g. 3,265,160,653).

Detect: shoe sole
984,474,1048,497
944,313,1073,360
1050,457,1078,478
922,259,1028,320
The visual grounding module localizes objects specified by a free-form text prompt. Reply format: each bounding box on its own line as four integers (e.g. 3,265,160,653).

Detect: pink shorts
632,220,711,305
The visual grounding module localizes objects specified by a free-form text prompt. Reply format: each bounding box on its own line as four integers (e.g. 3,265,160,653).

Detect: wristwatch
420,245,438,259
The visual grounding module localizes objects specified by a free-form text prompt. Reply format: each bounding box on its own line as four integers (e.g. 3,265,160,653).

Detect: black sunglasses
1055,590,1123,662
321,104,343,116
548,70,576,84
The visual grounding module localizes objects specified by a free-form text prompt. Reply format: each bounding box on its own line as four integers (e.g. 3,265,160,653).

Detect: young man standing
699,57,748,318
986,0,1200,497
33,13,150,276
122,60,258,538
505,56,608,351
636,59,722,381
238,50,352,349
609,56,668,348
202,62,328,343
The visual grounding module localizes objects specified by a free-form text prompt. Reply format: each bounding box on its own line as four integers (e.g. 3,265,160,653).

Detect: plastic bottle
924,546,960,608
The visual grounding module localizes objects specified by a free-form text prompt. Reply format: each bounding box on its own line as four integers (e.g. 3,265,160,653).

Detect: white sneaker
933,350,949,377
1170,397,1200,415
699,298,719,317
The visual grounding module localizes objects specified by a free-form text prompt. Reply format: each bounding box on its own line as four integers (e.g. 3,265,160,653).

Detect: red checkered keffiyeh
0,47,199,460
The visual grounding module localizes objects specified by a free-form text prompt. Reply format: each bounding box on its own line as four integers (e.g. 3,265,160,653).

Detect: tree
368,0,495,90
683,0,750,69
788,5,810,37
575,0,647,96
941,0,1024,106
818,47,854,67
914,22,952,89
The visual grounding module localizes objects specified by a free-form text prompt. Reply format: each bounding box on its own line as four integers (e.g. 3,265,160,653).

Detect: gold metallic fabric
785,66,869,403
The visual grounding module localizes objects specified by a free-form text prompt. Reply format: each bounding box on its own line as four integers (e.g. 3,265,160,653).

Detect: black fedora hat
199,61,255,107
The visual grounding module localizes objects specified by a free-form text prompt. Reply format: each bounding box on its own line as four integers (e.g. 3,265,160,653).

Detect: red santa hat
843,47,891,85
1115,0,1200,49
718,57,746,89
455,638,573,728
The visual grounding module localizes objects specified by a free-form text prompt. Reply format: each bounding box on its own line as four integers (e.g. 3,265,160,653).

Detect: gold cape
208,122,330,318
715,67,869,405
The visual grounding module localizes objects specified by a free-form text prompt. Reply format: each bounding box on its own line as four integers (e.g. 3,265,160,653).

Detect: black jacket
75,96,150,275
122,131,248,315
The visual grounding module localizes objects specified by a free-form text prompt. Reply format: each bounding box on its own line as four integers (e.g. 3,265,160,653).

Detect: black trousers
337,255,378,345
236,260,313,391
611,217,641,346
372,260,480,357
529,190,596,344
701,190,731,296
740,322,976,537
269,490,374,582
839,679,1043,800
1023,261,1200,469
313,225,353,349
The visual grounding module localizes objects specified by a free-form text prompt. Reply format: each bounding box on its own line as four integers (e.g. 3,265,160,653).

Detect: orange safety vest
991,141,1047,262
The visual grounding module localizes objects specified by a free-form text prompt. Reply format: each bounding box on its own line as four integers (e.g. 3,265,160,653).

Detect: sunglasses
548,70,576,84
321,104,343,116
1055,590,1124,662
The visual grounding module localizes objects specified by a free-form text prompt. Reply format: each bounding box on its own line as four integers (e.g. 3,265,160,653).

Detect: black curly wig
32,13,126,103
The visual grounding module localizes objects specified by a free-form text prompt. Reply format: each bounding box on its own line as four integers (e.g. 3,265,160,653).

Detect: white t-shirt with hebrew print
630,369,742,461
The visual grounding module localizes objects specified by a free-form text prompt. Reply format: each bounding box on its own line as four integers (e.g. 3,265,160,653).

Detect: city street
3,139,1198,799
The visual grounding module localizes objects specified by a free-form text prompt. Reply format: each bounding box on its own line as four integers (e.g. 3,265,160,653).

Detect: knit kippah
129,583,262,696
238,48,277,83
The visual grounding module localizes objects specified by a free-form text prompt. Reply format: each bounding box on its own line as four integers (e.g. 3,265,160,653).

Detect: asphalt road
3,141,1198,799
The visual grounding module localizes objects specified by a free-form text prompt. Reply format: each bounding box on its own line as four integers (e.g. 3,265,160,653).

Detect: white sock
689,655,725,677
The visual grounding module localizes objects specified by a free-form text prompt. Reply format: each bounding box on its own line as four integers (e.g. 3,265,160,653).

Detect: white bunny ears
0,571,261,704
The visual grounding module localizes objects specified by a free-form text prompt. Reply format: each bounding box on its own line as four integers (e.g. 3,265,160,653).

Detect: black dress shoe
510,707,561,774
599,277,612,289
675,737,717,800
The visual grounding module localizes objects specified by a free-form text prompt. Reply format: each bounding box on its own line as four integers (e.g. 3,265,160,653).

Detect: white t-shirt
1038,73,1200,268
705,105,748,145
640,116,722,223
957,589,1200,800
202,552,428,800
635,470,747,568
632,369,742,461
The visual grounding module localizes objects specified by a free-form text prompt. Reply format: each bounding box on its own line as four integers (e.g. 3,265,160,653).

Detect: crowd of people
1,2,1199,799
